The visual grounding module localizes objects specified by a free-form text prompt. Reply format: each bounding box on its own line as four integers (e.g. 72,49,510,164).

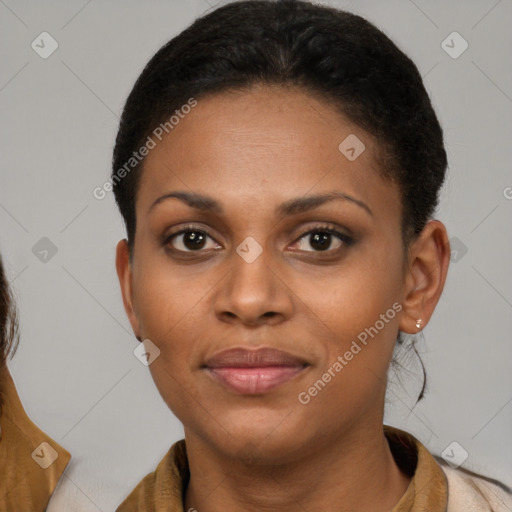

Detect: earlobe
399,220,450,334
115,239,142,341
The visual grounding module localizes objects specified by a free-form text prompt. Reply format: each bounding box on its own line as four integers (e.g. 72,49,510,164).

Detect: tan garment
0,363,71,512
116,425,512,512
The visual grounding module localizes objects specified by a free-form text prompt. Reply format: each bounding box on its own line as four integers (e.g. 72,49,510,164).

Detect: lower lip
205,365,306,394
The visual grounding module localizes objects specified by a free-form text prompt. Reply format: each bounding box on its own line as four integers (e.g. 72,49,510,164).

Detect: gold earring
415,319,422,330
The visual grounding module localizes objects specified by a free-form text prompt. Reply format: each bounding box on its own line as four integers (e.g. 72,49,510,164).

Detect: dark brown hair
0,254,20,410
0,255,18,365
112,0,447,250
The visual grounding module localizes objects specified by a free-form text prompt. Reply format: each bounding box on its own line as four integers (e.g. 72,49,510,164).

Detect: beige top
0,363,71,512
116,425,512,511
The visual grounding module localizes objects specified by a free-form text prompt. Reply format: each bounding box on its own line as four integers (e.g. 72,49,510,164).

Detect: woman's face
118,85,415,463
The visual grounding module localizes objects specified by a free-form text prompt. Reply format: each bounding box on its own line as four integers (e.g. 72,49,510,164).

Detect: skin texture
116,84,450,511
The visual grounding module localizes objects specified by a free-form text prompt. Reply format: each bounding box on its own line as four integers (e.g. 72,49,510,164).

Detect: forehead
137,85,399,221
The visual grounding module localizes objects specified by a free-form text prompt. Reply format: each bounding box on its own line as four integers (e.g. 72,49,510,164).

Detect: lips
203,347,309,394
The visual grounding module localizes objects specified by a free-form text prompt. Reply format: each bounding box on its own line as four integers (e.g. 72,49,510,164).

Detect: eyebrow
149,190,373,217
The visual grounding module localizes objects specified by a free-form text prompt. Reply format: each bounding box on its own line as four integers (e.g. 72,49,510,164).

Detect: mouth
203,347,309,394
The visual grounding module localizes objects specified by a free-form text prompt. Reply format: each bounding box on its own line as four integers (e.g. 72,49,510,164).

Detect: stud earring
415,319,422,330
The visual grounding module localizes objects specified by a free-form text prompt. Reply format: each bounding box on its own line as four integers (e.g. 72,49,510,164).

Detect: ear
399,220,450,334
115,239,141,341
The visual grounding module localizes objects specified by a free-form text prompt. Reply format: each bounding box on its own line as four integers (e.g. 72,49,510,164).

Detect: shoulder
435,457,512,512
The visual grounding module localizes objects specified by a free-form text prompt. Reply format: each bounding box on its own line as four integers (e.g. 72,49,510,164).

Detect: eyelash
163,223,353,256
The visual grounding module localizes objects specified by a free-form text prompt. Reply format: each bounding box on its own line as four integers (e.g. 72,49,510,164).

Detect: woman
112,1,512,510
0,254,71,511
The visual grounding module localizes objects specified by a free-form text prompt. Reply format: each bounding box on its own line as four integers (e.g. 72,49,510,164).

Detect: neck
183,420,411,512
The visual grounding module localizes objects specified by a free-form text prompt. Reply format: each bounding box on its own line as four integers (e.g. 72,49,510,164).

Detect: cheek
294,252,403,344
296,302,400,427
131,256,213,372
147,359,201,430
293,247,403,396
131,253,209,339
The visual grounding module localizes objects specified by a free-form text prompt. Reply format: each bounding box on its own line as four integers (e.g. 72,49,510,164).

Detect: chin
224,435,303,467
201,408,310,466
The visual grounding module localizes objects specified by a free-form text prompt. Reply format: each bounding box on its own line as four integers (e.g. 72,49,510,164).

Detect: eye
164,223,353,255
165,225,220,252
292,225,353,253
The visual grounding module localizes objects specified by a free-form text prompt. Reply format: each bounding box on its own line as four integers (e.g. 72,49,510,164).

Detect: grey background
1,0,511,509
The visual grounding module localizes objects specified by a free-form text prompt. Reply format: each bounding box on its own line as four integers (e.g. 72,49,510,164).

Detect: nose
214,242,294,327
